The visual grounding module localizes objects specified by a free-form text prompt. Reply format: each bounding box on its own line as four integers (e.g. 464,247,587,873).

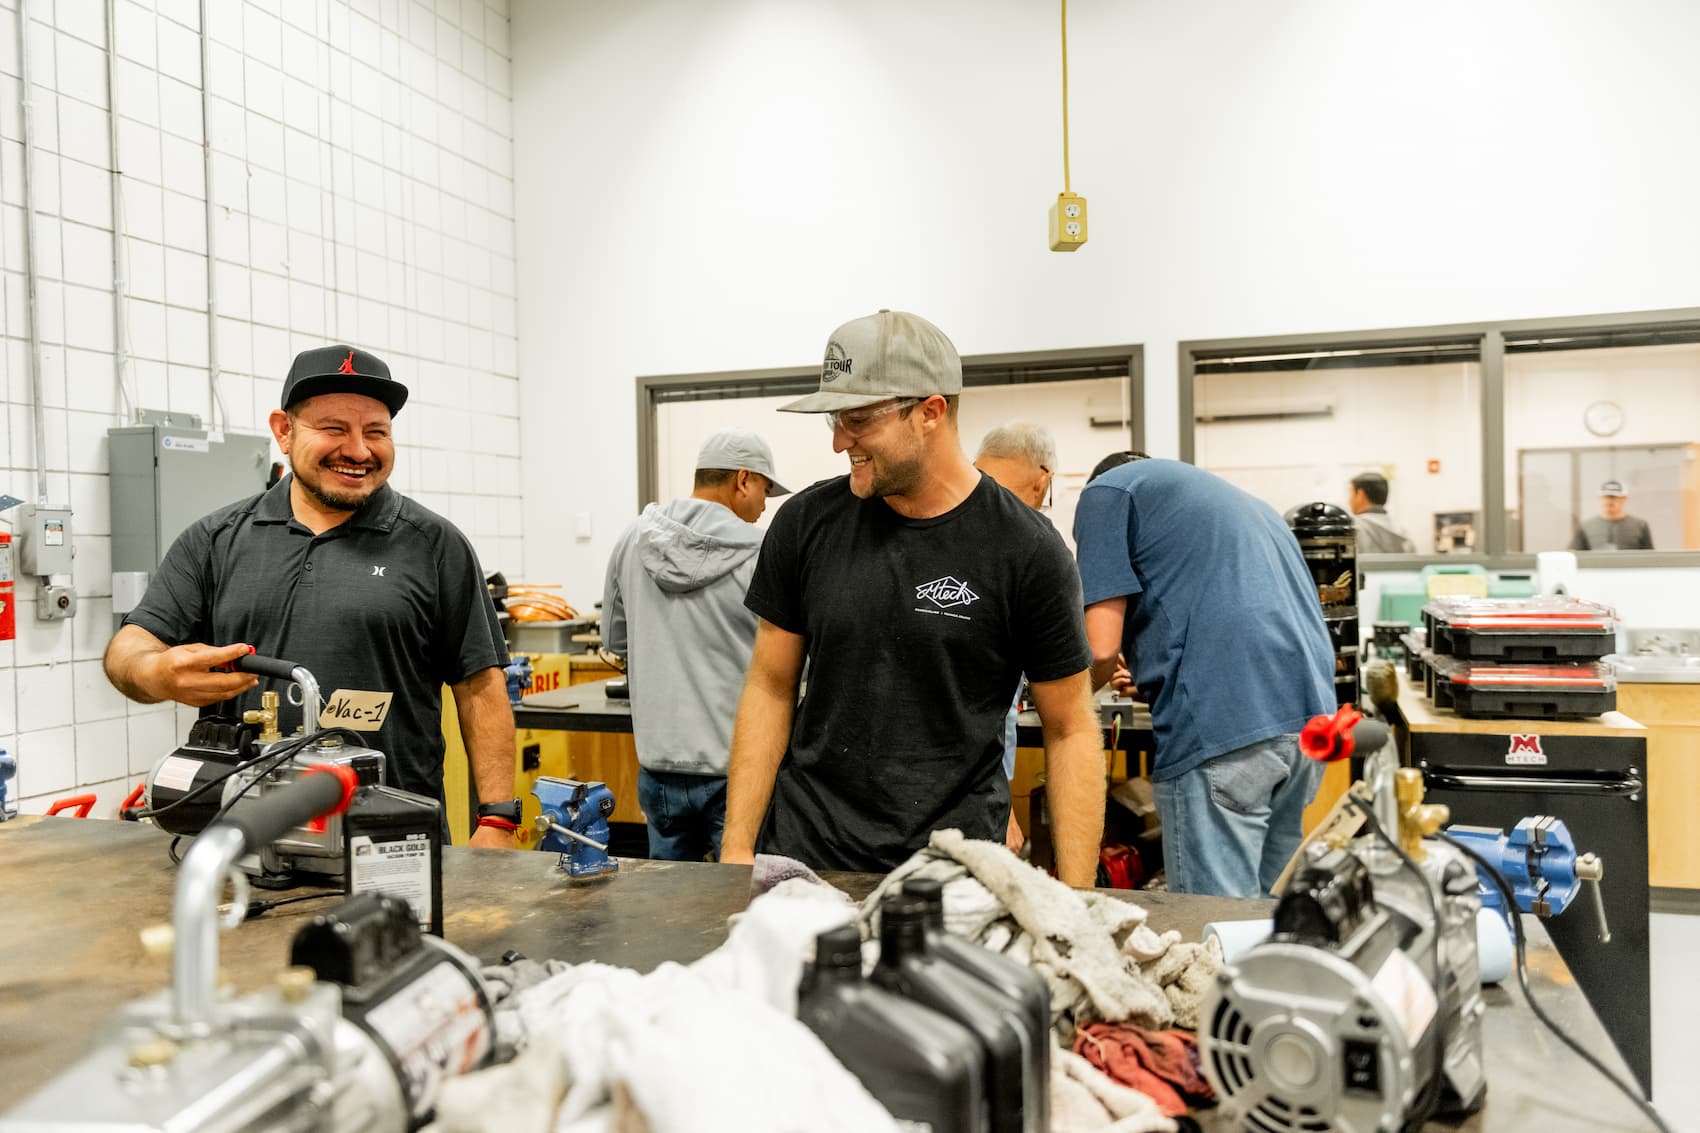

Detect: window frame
635,344,1145,511
1178,307,1700,568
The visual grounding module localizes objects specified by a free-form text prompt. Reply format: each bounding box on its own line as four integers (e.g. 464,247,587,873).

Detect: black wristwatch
476,799,522,823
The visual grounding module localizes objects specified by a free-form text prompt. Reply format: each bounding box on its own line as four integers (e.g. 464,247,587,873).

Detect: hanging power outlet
1049,192,1087,252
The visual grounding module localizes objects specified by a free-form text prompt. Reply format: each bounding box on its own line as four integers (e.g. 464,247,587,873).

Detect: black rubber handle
226,770,347,853
1351,719,1391,756
235,653,303,682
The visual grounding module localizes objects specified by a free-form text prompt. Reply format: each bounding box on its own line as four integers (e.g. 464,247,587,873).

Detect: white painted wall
511,0,1700,628
0,0,518,815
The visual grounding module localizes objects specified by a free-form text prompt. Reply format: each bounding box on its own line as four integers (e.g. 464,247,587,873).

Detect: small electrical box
16,505,74,576
1049,191,1088,252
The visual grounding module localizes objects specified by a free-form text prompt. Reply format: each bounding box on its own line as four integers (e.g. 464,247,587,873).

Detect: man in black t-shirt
103,346,519,848
719,310,1105,886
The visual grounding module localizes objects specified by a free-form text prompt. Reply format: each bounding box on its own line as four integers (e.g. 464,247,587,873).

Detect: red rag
1073,1022,1216,1118
1073,1023,1187,1117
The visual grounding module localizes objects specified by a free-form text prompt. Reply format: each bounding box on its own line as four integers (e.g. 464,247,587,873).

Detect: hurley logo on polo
916,576,979,609
371,565,387,577
821,342,852,383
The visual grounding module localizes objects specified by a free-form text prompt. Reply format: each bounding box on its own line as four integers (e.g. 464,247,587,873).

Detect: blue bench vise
531,776,619,878
1448,815,1610,940
504,654,533,706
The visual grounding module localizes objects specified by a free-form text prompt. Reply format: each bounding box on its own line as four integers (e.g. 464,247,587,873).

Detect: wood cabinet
1615,681,1700,890
442,654,645,846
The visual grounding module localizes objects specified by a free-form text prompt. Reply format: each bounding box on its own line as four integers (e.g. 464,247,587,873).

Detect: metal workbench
0,817,1655,1130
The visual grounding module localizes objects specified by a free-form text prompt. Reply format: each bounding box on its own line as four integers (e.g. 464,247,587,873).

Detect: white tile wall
0,0,519,813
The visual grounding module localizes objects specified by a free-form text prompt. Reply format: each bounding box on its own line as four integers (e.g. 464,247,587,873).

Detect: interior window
1191,344,1483,554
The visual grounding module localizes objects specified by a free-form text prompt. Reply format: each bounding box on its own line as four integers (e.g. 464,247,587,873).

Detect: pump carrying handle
225,764,357,853
234,652,306,683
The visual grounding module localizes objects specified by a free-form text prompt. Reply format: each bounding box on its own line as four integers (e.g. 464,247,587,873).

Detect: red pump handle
1299,705,1365,764
46,794,98,818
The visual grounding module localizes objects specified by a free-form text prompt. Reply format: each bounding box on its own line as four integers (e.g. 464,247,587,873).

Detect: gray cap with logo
1600,479,1627,496
780,309,962,414
695,428,790,496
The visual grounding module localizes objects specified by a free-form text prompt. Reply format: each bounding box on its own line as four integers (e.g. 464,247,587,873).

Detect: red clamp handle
46,794,98,818
1300,705,1365,763
301,763,360,833
118,782,147,820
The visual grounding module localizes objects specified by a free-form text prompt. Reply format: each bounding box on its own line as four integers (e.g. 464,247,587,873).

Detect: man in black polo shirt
104,346,520,848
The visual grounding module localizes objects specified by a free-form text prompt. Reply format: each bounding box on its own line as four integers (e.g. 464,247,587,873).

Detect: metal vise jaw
1448,816,1609,940
531,776,619,878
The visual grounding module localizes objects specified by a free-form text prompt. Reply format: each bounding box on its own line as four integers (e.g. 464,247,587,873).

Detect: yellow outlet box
1049,191,1087,252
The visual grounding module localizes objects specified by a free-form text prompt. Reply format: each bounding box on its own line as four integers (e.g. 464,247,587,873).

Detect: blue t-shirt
1073,460,1335,782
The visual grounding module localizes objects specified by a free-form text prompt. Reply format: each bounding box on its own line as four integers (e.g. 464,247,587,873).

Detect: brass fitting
1395,768,1449,861
275,966,317,1004
128,1037,178,1069
243,690,282,744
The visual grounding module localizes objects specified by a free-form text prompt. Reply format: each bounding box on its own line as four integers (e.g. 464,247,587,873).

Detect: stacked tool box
1416,596,1618,719
1285,502,1359,709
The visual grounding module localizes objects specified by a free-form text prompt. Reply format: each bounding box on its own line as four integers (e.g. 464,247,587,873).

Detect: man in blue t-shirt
1073,453,1335,897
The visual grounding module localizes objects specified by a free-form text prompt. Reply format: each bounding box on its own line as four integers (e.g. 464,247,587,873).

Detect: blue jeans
636,767,727,862
1152,734,1319,898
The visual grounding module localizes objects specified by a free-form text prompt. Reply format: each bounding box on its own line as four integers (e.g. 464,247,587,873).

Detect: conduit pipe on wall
198,0,226,431
17,0,51,504
104,0,134,422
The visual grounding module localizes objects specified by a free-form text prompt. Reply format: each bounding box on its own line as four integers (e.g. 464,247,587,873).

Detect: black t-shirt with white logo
744,472,1090,873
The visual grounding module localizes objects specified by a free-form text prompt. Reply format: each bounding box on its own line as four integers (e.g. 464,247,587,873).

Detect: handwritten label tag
319,688,395,732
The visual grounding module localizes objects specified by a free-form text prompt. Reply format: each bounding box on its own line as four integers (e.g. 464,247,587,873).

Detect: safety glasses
824,398,919,437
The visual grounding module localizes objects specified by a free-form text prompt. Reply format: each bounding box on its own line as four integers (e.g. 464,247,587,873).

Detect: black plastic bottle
902,877,1052,1133
797,924,987,1133
871,894,1029,1133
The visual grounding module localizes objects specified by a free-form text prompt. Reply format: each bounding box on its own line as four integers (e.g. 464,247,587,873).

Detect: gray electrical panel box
109,417,274,587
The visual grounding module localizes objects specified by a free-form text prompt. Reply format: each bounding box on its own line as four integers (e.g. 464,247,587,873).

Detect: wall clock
1584,400,1624,437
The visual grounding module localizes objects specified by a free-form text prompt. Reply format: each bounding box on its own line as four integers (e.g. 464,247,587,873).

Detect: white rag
860,830,1222,1037
430,892,896,1133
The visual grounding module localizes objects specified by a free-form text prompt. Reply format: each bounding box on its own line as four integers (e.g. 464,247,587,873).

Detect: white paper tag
154,755,201,792
1371,947,1438,1044
319,688,395,731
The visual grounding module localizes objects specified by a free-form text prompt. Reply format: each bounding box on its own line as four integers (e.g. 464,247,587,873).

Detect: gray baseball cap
780,309,962,413
695,428,790,496
1600,479,1627,496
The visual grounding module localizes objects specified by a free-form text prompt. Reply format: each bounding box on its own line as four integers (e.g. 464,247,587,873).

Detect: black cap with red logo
281,345,409,416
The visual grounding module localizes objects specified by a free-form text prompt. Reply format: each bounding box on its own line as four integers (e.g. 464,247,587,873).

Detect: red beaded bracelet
476,816,519,832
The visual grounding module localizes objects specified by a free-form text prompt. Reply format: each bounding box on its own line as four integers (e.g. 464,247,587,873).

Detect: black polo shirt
124,477,506,802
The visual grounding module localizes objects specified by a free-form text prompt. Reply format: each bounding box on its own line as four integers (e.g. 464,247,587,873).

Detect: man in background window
974,420,1059,853
602,428,790,861
1349,471,1417,554
1572,480,1654,551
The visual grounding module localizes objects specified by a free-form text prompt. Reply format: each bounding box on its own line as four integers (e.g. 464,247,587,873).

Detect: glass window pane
1504,342,1700,552
1193,356,1482,554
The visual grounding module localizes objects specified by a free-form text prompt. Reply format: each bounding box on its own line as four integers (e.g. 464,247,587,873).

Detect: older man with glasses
718,311,1105,887
973,421,1059,853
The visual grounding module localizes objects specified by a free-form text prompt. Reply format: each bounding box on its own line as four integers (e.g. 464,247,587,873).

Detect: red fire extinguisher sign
0,532,15,641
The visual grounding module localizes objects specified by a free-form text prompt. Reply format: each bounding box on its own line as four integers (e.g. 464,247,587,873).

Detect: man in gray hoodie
602,428,790,860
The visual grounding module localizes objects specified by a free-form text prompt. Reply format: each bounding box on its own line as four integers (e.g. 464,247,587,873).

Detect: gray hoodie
601,498,764,776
